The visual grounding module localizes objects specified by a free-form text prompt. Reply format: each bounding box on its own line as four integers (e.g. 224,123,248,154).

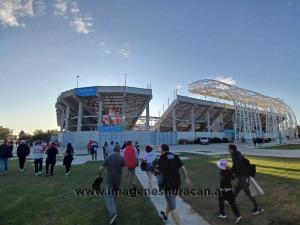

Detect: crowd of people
0,140,74,176
99,142,264,225
0,139,264,225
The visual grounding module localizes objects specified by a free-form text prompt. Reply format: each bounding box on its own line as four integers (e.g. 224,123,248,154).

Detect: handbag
140,161,147,171
92,176,103,191
249,177,264,197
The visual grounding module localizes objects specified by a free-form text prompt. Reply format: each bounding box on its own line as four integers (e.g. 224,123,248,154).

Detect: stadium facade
56,80,298,147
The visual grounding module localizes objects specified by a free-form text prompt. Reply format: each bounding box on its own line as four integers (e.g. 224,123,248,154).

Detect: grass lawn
259,144,300,150
0,160,163,225
180,153,300,225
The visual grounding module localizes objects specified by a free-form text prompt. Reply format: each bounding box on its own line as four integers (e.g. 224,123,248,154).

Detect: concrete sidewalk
135,168,211,225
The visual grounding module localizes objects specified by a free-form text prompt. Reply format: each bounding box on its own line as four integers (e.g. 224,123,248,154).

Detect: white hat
217,159,227,170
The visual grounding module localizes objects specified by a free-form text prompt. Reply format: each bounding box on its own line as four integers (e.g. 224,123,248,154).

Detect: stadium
56,79,298,147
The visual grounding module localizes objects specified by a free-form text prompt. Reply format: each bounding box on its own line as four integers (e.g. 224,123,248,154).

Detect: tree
0,126,12,140
32,129,59,141
18,130,31,141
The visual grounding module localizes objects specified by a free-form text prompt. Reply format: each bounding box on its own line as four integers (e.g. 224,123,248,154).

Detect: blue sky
0,0,299,134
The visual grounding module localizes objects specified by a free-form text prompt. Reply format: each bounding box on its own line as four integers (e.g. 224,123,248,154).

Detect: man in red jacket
122,140,138,188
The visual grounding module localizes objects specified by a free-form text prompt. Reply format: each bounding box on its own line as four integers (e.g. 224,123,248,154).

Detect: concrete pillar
122,99,126,130
77,102,83,131
207,110,211,132
98,98,103,126
65,105,70,131
60,110,65,132
172,108,177,132
220,112,224,131
265,114,268,133
191,109,195,132
146,102,150,131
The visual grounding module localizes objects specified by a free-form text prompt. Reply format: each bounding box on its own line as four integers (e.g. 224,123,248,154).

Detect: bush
178,139,188,145
209,137,222,143
222,137,229,143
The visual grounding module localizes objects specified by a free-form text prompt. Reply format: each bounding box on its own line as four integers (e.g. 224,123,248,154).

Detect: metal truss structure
189,79,298,139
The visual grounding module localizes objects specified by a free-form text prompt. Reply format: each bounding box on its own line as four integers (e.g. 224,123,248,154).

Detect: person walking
107,141,115,157
17,140,30,173
103,141,108,160
4,140,13,174
216,159,242,224
87,139,93,154
45,142,58,176
98,144,126,225
135,141,140,155
252,138,257,147
33,141,44,175
91,141,98,160
0,140,10,175
121,141,127,150
155,144,192,225
142,145,157,189
122,140,139,188
228,144,263,214
63,143,74,175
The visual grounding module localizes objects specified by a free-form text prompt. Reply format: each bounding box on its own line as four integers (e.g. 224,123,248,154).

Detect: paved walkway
135,168,211,225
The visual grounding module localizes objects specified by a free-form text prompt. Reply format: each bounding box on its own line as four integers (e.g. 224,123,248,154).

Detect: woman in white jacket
33,141,44,175
142,145,157,189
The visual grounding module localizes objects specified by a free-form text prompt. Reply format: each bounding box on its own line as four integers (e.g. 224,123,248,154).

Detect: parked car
200,137,209,145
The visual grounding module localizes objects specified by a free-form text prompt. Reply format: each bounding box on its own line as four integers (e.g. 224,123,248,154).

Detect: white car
200,137,209,145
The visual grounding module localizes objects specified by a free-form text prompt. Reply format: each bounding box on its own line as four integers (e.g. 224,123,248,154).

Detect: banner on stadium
75,87,97,96
98,125,123,132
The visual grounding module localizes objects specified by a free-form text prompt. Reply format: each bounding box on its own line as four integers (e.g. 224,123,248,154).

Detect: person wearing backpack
98,144,126,225
216,159,242,224
17,140,30,173
63,143,74,175
228,144,263,214
142,145,157,189
122,140,138,188
45,142,58,176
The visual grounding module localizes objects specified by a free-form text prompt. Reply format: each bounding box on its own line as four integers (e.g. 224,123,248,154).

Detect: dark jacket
220,169,234,189
0,144,10,158
231,151,247,177
46,147,58,162
17,143,30,158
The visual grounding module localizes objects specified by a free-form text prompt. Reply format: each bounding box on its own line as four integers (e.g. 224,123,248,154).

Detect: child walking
217,159,242,224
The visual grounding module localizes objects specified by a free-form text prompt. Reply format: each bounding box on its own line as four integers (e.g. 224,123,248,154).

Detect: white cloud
53,0,93,34
54,0,68,15
119,48,130,58
213,75,236,85
0,0,35,27
70,15,92,34
176,85,183,89
70,1,79,15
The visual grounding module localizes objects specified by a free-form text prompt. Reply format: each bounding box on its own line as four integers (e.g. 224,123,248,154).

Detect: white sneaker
109,214,117,225
235,216,242,223
35,173,39,176
65,172,70,176
217,214,227,219
38,172,42,175
20,169,24,172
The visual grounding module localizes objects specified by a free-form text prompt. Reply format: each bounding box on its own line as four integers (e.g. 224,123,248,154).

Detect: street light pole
76,75,79,88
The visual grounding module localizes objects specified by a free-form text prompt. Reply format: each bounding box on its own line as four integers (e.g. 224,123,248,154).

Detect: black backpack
241,156,256,177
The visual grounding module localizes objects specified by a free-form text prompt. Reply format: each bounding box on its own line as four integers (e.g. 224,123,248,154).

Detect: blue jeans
104,178,120,218
0,158,5,174
4,158,8,172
